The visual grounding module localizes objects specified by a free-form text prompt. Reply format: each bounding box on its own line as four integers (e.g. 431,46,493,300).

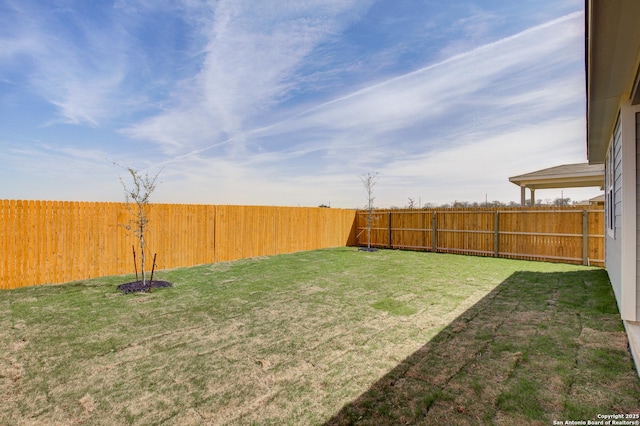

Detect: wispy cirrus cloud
0,0,207,127
123,0,374,153
147,10,588,207
0,1,594,207
0,2,123,126
195,12,584,165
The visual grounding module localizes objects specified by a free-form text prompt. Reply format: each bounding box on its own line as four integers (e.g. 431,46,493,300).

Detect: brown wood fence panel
355,211,387,248
355,207,605,266
214,205,357,262
214,205,278,262
436,210,495,256
390,211,432,250
0,201,356,289
587,210,605,266
498,210,583,263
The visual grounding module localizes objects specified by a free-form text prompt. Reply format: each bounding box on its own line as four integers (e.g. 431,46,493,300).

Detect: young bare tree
407,197,416,209
360,171,379,250
119,166,161,292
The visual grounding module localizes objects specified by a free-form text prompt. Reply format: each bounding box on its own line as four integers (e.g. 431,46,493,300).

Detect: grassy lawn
1,248,638,425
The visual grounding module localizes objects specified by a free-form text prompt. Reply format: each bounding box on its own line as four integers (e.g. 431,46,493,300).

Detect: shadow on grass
325,269,640,425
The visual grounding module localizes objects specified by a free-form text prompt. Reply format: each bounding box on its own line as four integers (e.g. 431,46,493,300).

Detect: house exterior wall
587,0,640,375
605,102,639,322
607,115,623,305
622,104,638,322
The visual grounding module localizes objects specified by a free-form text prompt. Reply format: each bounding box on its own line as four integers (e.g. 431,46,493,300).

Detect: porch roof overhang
509,163,604,190
586,0,640,163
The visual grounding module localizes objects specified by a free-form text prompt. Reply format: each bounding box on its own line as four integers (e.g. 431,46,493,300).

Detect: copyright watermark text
553,413,640,425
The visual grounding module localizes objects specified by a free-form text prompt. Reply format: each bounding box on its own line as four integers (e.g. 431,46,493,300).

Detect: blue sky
0,0,599,208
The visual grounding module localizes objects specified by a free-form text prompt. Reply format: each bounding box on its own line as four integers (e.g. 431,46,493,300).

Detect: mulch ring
117,280,173,294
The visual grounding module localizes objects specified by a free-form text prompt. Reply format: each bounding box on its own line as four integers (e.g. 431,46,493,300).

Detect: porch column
531,188,536,206
520,186,526,206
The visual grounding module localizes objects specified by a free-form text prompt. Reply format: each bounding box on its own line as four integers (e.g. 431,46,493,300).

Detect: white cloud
0,3,593,207
0,3,127,126
217,11,585,165
114,9,590,208
0,0,211,127
124,0,373,153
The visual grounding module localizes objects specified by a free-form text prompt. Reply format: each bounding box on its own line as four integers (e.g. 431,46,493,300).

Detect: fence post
424,211,429,251
355,212,360,246
388,212,392,249
432,212,437,251
582,210,588,266
494,210,499,257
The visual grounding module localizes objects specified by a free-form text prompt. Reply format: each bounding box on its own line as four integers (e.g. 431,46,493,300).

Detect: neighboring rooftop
509,163,604,205
509,163,605,188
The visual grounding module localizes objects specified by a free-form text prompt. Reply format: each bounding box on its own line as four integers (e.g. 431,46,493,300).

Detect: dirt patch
0,357,23,383
579,327,628,351
79,393,96,413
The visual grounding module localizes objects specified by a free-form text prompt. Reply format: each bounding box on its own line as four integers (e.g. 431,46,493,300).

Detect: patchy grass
1,248,638,425
371,297,418,316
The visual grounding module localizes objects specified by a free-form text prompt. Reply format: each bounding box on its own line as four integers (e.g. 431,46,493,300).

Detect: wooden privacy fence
0,200,357,290
356,207,605,266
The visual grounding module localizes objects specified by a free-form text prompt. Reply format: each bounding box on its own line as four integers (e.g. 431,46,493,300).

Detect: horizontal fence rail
0,200,357,290
355,207,604,267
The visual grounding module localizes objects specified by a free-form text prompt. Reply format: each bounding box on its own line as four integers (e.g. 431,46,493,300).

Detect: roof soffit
587,0,640,162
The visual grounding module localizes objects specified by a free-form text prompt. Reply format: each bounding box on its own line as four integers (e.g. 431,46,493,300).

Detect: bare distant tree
407,197,416,209
119,166,161,291
553,197,572,206
360,171,379,250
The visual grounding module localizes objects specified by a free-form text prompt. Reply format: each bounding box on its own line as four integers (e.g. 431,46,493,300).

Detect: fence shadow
324,268,637,424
